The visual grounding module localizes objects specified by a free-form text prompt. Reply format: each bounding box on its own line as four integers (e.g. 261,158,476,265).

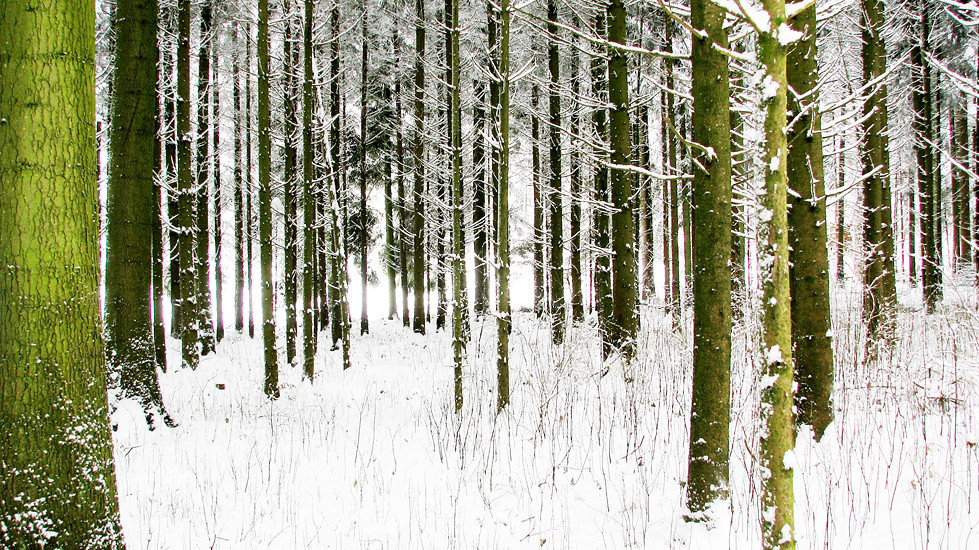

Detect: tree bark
196,0,215,356
1,0,125,542
178,0,199,369
302,0,317,379
412,0,428,334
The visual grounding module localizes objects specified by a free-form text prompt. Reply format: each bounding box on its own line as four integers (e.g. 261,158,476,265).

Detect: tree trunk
607,0,637,361
685,0,732,516
302,0,317,379
106,0,173,426
259,0,279,397
412,0,428,334
450,0,465,410
474,80,490,316
284,0,300,363
213,39,224,344
787,2,834,440
758,0,795,544
496,0,512,411
592,9,612,360
532,82,545,318
953,98,970,268
569,35,584,323
247,22,256,338
547,0,565,345
234,22,245,333
397,68,411,328
360,14,370,336
178,0,199,369
1,0,125,542
196,0,215,356
915,0,940,312
861,0,898,343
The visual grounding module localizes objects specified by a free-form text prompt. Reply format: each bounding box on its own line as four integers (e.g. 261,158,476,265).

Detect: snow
777,23,804,47
110,275,979,549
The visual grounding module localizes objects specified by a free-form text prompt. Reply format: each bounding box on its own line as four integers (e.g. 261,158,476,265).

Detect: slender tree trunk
259,0,279,396
607,0,637,361
449,0,465,410
474,80,489,316
861,0,897,344
532,82,545,318
284,0,300,364
757,1,795,544
836,137,846,281
685,0,732,516
953,99,970,267
153,68,168,372
246,22,256,338
213,39,224,344
302,0,317,379
787,2,834,440
178,0,199,369
328,2,351,368
165,14,182,339
592,9,612,360
915,0,940,312
412,0,428,334
496,0,511,411
360,14,370,336
547,0,565,344
234,22,245,333
397,69,411,328
196,0,215,356
1,2,125,541
385,87,398,321
569,36,584,323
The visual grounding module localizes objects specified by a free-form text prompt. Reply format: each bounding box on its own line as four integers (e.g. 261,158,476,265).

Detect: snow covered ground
112,281,979,548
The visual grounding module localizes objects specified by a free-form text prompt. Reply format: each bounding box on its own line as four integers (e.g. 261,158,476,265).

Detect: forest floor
113,280,979,549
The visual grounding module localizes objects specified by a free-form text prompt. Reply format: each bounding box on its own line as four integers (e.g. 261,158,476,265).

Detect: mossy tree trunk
787,3,834,440
0,0,125,542
757,2,795,545
685,0,732,517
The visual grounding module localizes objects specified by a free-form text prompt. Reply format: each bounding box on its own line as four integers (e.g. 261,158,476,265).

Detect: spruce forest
3,0,979,546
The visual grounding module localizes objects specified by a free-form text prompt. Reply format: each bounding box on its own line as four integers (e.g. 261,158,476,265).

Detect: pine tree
915,0,940,312
569,29,584,323
196,0,216,356
105,0,172,426
787,0,834,440
284,0,300,363
547,0,565,345
685,0,732,516
607,0,637,361
178,0,199,369
412,0,428,334
234,21,246,333
532,82,545,318
592,9,612,360
213,35,224,344
302,0,317,379
259,0,279,397
496,0,512,411
1,1,125,542
757,0,795,544
861,0,897,343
